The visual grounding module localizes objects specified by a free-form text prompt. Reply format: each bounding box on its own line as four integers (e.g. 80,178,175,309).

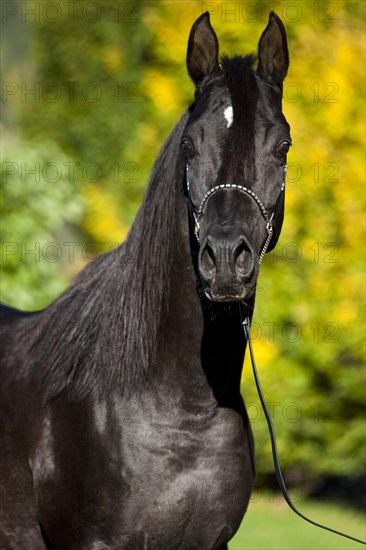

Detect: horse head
182,11,291,302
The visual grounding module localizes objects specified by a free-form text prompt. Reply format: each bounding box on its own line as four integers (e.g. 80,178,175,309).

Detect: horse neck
158,187,247,413
22,111,246,406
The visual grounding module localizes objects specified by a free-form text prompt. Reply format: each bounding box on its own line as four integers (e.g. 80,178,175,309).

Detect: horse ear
257,11,289,86
187,12,219,86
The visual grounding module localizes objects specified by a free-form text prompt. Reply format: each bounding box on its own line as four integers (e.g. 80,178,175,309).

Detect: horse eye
277,141,291,157
181,138,195,158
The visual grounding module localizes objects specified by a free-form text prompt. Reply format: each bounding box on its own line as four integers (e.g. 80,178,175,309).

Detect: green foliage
1,0,364,483
1,140,84,308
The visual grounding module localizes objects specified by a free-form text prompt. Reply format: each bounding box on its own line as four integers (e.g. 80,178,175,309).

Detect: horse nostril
234,239,254,279
200,242,217,281
234,241,246,266
199,235,255,287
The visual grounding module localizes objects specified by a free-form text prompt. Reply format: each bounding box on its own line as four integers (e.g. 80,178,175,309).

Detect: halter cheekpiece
185,160,286,264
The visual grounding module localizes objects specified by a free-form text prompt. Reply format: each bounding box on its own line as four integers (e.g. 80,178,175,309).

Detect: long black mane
13,113,189,400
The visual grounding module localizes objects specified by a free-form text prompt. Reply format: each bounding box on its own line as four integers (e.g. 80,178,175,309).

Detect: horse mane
20,112,189,400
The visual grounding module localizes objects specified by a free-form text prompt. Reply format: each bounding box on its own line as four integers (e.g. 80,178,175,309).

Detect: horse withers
0,11,290,550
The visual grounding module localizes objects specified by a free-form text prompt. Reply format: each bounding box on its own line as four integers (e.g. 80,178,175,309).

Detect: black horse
0,12,290,549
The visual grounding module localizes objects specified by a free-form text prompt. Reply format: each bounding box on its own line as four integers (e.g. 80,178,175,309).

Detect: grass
228,496,365,550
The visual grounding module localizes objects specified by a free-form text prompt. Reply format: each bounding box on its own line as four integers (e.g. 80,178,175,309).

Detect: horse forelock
221,55,259,186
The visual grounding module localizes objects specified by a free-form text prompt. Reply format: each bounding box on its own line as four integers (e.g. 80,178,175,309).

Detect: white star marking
224,106,233,128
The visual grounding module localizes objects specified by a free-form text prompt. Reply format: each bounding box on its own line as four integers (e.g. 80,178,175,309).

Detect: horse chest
120,407,254,547
124,410,251,535
33,399,254,549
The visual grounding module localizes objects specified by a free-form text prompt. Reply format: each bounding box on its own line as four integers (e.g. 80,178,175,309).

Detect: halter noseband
185,160,286,264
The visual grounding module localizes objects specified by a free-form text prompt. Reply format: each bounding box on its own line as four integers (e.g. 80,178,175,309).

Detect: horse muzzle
198,232,258,302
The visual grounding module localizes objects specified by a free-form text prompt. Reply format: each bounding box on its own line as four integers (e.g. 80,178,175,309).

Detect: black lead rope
240,306,366,546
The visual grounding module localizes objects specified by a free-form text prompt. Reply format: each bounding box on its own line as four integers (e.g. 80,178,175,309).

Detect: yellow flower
83,184,129,247
101,46,123,75
143,70,179,111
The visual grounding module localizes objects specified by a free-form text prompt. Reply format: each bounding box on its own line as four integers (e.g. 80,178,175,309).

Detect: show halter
185,159,286,263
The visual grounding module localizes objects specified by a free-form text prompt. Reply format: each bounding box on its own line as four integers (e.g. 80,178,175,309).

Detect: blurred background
1,0,365,547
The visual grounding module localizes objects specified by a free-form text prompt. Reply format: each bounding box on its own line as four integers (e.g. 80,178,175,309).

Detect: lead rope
240,305,366,546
